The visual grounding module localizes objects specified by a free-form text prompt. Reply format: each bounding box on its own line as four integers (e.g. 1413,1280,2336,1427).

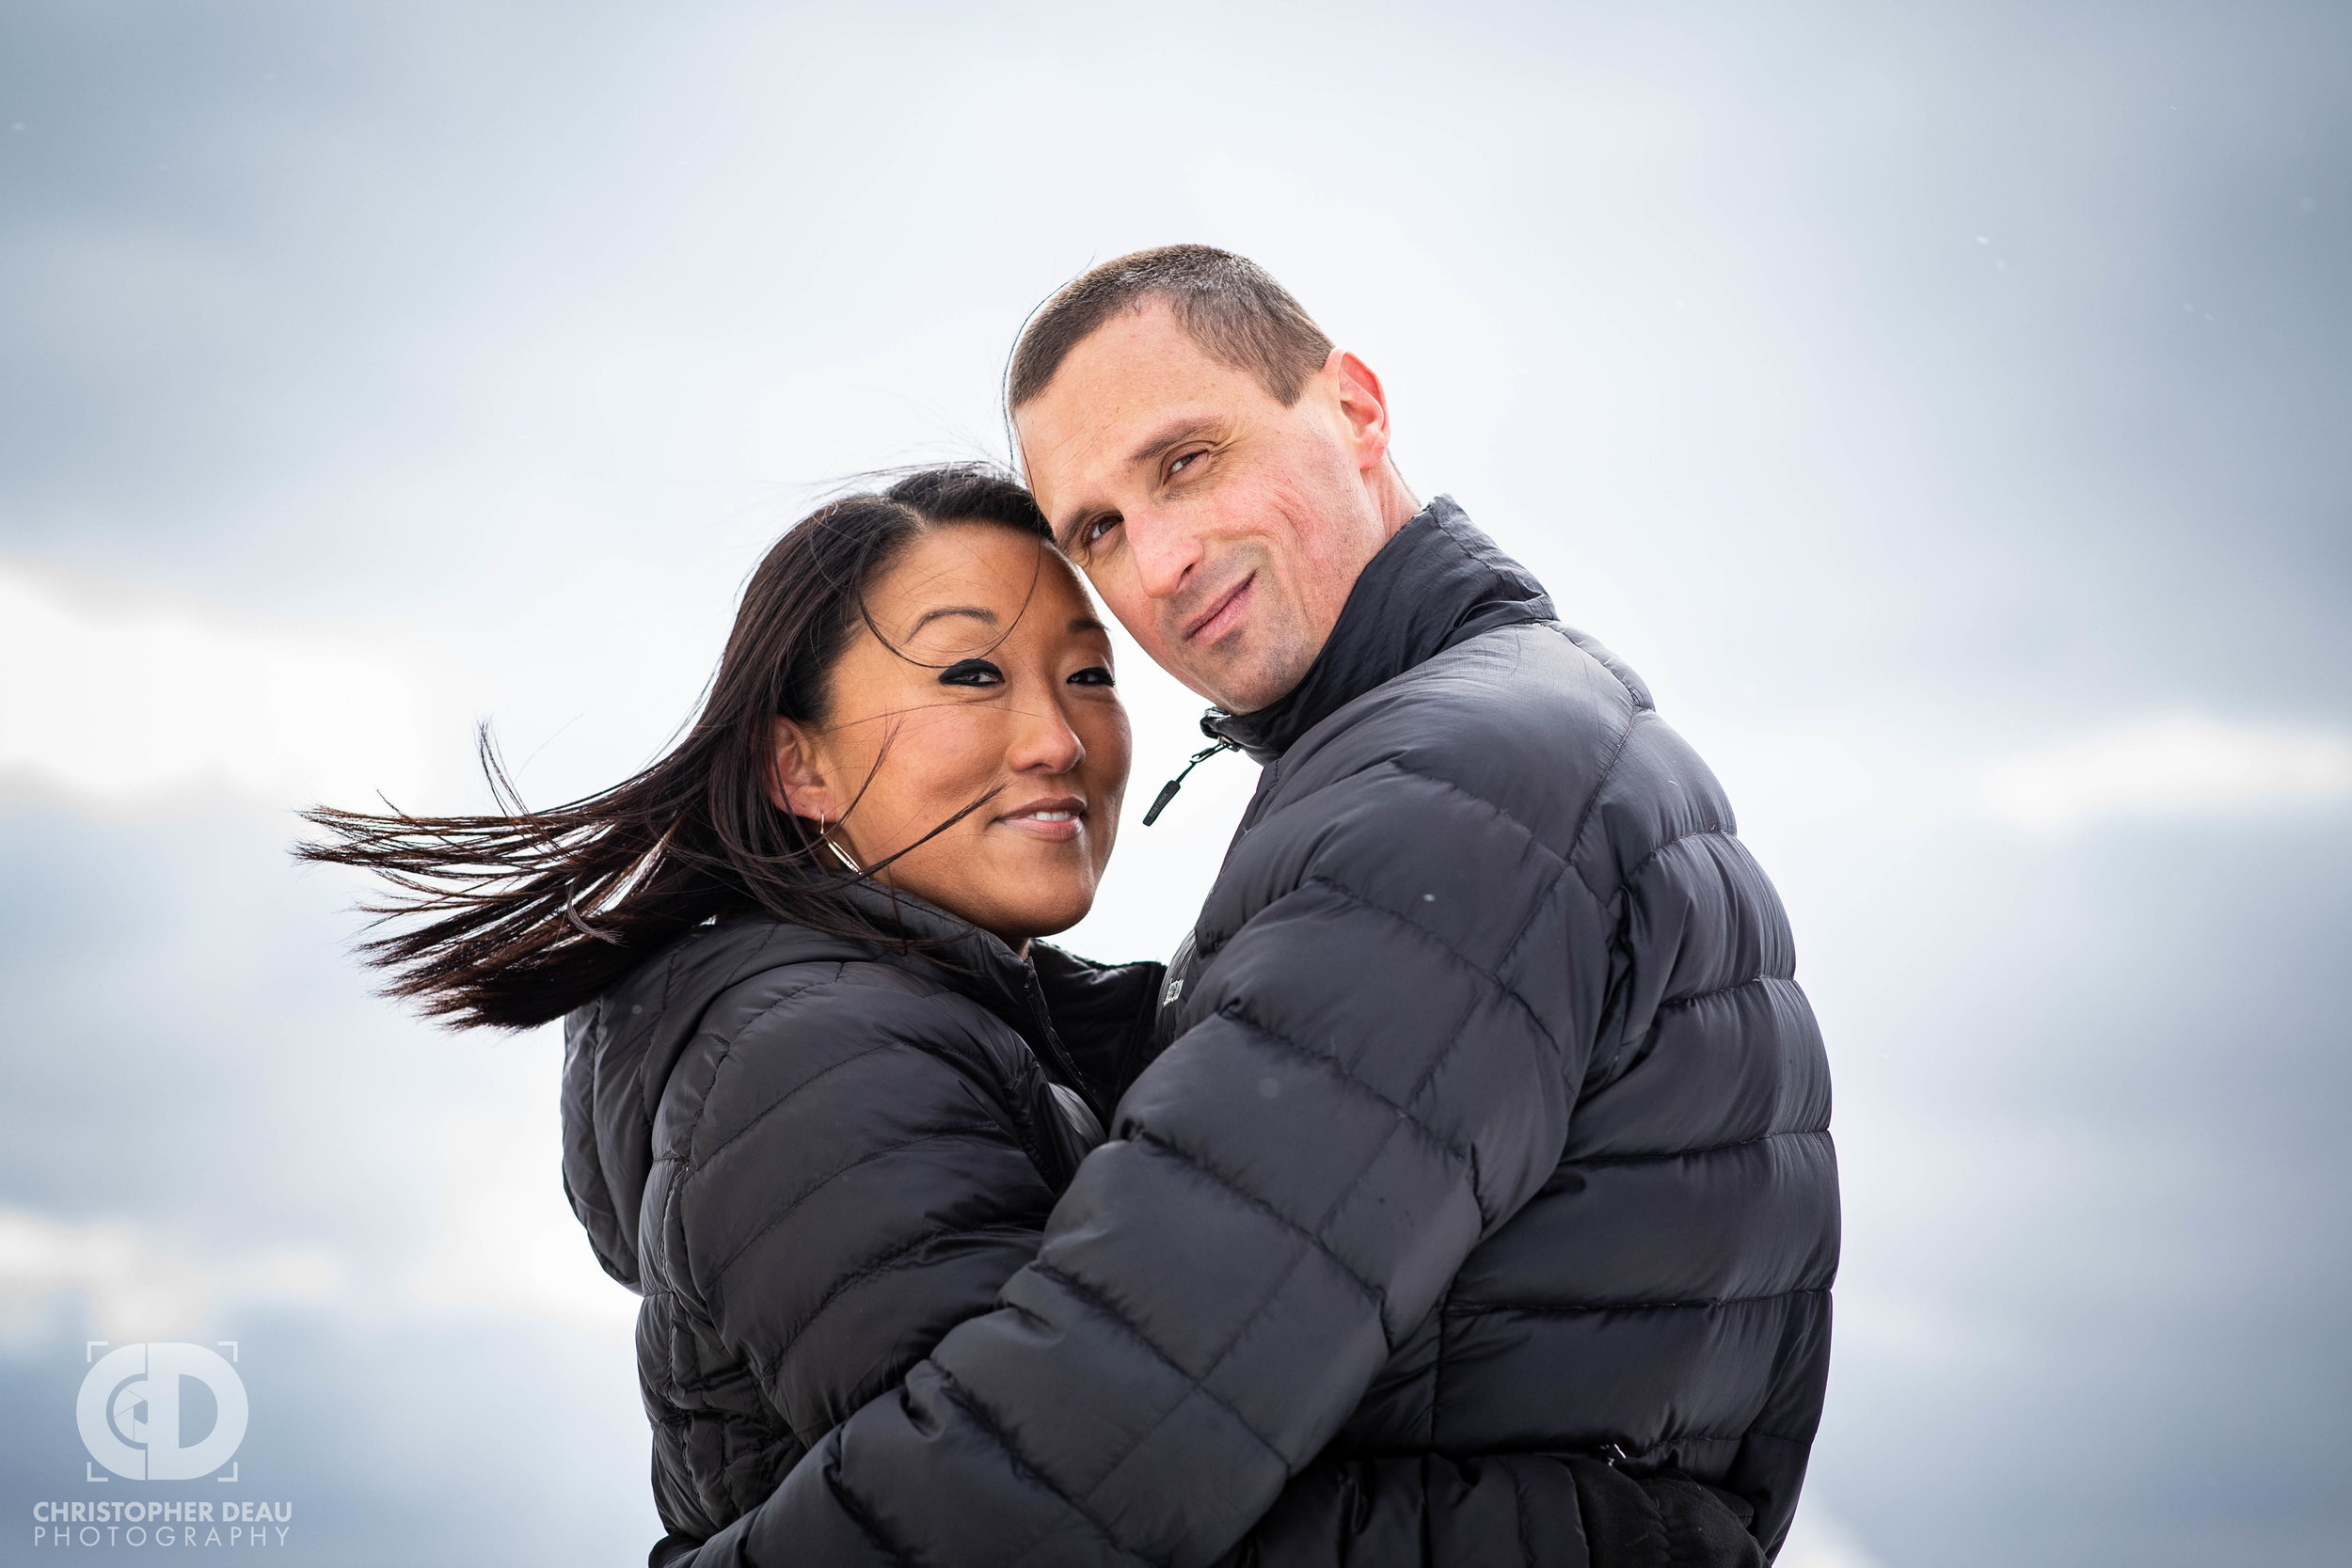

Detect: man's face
1015,301,1398,715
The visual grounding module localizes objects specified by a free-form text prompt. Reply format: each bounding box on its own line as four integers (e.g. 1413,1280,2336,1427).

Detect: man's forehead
1055,297,1215,381
1018,309,1258,493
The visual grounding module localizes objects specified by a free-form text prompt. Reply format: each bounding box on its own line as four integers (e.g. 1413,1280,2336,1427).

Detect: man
690,247,1837,1566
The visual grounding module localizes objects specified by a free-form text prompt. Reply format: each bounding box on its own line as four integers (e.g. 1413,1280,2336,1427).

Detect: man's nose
1006,698,1086,776
1124,507,1203,602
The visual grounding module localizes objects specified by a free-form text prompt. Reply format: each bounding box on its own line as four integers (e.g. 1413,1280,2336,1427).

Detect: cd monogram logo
75,1343,249,1481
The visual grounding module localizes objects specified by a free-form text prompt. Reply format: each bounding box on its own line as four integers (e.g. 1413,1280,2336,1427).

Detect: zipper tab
1142,738,1237,827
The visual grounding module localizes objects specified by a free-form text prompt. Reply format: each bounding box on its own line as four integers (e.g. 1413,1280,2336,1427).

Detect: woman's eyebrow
906,605,999,636
1070,614,1107,634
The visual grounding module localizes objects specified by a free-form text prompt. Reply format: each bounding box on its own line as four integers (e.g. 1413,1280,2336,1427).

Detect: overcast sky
3,3,2347,1564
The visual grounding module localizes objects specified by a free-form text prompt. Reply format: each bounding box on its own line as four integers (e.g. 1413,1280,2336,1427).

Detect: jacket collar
838,880,1119,1121
1202,496,1554,764
839,878,1032,998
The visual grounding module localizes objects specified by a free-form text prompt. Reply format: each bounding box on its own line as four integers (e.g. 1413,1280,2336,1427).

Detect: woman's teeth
1025,811,1075,822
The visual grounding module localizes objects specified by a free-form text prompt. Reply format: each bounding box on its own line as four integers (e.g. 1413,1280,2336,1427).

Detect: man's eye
938,658,1004,688
1069,666,1116,688
1079,515,1120,548
1168,451,1203,478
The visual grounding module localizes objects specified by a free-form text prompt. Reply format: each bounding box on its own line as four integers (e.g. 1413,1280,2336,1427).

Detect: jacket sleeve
646,974,1075,1507
676,752,1605,1568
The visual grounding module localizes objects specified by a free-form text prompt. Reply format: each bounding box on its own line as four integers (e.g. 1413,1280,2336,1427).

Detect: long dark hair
299,464,1052,1031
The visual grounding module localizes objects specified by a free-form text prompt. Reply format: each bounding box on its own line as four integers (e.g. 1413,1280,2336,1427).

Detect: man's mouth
997,796,1087,843
1182,574,1256,646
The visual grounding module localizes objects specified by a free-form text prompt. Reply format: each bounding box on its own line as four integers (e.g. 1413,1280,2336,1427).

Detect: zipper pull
1142,738,1237,826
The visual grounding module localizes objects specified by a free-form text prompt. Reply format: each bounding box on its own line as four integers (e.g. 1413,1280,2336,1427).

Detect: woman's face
773,522,1132,948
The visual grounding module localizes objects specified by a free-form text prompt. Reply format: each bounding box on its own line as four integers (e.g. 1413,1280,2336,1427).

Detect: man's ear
1327,350,1393,474
768,717,834,819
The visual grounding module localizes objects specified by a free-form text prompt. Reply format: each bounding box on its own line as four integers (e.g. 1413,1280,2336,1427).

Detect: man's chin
1196,648,1311,716
1155,614,1311,713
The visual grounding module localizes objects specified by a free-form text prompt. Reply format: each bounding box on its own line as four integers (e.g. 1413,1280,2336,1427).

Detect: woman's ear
768,718,834,819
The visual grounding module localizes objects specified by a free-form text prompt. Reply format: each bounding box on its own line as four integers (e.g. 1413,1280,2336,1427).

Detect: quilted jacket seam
669,974,840,1161
1129,1129,1390,1312
1030,1259,1293,1465
1004,1133,1420,1543
1545,622,1653,709
1506,1450,1535,1564
1300,743,1613,924
1202,757,1570,962
623,940,695,1126
1394,906,1569,1202
1105,1237,1336,1550
1226,773,1577,1168
1494,866,1573,1006
1567,1129,1819,1170
929,1363,1158,1568
701,1121,1007,1288
1739,1424,1822,1445
1348,759,1569,878
690,999,927,1167
826,1455,926,1568
1616,825,1739,895
1220,1006,1476,1171
751,1217,1047,1381
1562,708,1643,902
1298,873,1561,1054
1655,974,1793,1013
1456,1284,1831,1316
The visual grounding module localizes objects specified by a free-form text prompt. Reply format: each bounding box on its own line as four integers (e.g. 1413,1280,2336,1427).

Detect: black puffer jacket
560,887,1162,1546
625,498,1836,1568
1192,499,1836,1564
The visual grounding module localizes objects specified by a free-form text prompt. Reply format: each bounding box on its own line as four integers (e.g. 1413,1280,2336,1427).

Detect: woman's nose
1005,698,1086,776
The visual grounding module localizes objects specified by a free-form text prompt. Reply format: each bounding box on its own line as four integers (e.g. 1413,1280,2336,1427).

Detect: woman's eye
938,658,1004,688
1069,666,1116,688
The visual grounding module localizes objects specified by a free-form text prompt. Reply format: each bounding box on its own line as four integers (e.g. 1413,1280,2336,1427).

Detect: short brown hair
1007,245,1335,411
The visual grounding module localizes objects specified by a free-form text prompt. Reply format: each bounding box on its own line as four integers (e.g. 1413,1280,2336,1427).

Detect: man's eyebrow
1046,416,1224,546
906,605,999,636
1123,414,1221,469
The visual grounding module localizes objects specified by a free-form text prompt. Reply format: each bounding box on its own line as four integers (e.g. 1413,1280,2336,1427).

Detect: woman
304,466,1166,1559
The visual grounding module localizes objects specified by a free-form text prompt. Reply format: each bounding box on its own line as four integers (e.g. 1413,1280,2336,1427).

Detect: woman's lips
1184,574,1255,646
997,798,1087,843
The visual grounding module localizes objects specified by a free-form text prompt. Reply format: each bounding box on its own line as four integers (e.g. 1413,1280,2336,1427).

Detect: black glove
1565,1458,1766,1568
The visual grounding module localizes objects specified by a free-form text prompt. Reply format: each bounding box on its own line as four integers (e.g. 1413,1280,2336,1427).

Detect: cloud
394,1080,642,1334
0,1207,342,1345
0,560,423,812
1694,710,2352,858
1979,715,2352,830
